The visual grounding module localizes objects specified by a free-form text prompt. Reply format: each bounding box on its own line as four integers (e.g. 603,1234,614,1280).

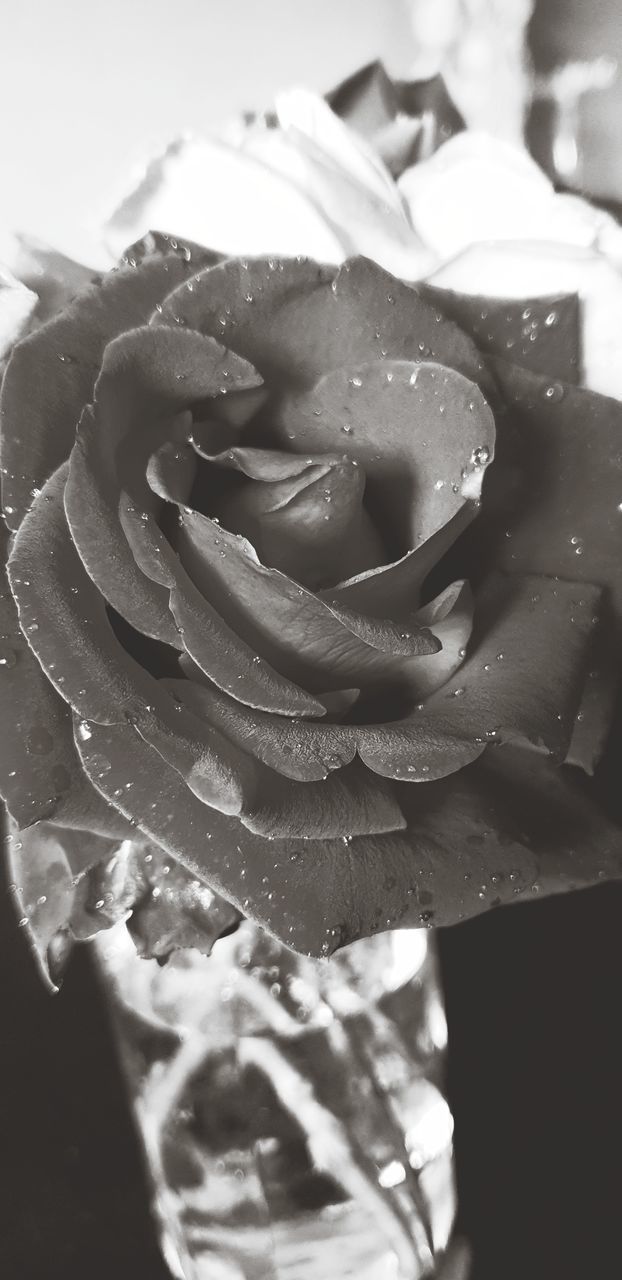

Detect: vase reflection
96,919,462,1279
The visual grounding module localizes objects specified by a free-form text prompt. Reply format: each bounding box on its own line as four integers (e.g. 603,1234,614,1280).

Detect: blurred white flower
402,130,622,397
0,263,37,362
103,84,434,281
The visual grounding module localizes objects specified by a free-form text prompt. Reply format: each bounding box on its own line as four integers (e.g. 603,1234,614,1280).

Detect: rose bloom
1,65,621,984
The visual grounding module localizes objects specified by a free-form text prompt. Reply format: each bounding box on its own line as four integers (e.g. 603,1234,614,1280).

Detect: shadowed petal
420,282,580,383
171,572,601,786
0,526,133,836
1,252,211,529
73,718,622,956
61,328,323,716
166,673,356,781
64,325,262,645
275,358,495,557
153,255,489,393
198,445,386,589
240,761,405,840
359,573,602,780
469,358,622,638
174,509,442,694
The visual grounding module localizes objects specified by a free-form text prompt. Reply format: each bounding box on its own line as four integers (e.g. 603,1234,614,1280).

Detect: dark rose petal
10,468,323,836
275,359,495,557
239,761,405,840
407,580,474,699
154,255,490,393
323,503,475,617
198,446,386,589
73,719,622,956
4,818,121,991
420,284,581,383
1,252,213,529
311,749,622,947
175,572,601,786
64,324,262,645
119,229,222,271
64,325,324,715
174,509,443,695
0,526,133,835
566,610,618,774
169,669,358,782
359,572,602,780
472,358,622,635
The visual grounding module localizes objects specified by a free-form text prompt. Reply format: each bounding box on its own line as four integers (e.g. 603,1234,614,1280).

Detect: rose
2,74,622,983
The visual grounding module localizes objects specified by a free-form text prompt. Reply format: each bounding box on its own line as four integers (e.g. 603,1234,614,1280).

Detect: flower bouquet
1,58,621,1280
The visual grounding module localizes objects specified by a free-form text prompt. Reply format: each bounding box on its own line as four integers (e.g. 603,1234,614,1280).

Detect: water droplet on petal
471,445,490,467
543,382,564,403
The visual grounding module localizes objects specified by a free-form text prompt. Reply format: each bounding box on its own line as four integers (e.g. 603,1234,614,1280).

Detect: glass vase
95,900,467,1280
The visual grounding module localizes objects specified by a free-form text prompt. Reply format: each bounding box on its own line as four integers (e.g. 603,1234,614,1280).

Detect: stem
238,1034,425,1280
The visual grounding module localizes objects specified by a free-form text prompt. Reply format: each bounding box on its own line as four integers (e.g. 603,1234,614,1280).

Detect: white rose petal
399,131,553,258
275,88,406,215
0,265,38,361
243,121,433,281
429,239,622,399
103,136,347,263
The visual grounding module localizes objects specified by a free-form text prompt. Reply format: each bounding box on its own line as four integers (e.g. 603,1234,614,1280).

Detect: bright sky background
1,0,416,263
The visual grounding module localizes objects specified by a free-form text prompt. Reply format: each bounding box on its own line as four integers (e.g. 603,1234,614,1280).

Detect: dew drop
0,646,17,668
77,720,92,741
543,382,564,403
471,445,490,467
